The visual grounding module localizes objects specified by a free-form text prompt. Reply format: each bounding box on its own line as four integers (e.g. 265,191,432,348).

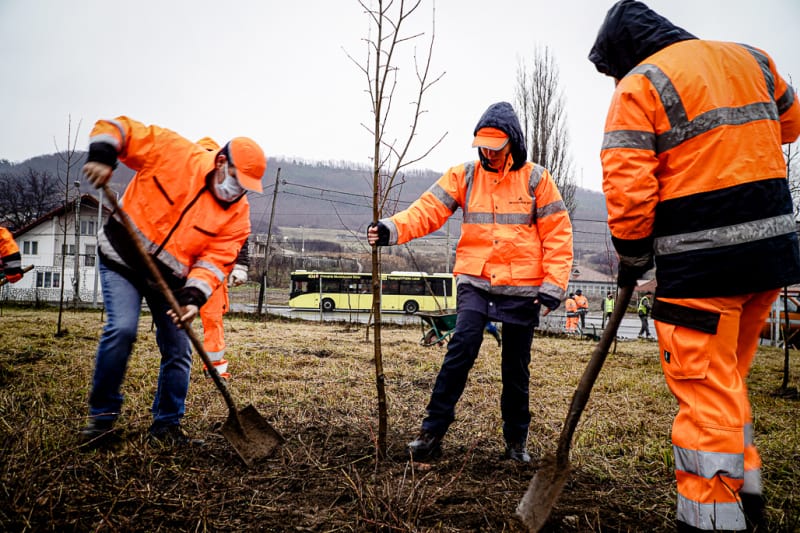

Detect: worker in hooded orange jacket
79,116,266,448
590,2,800,531
0,227,24,284
368,101,573,464
574,289,589,330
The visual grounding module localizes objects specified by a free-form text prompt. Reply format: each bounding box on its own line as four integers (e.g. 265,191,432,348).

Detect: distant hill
3,152,610,261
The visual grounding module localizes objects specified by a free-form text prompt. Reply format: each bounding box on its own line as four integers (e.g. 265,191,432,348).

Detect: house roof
13,193,111,237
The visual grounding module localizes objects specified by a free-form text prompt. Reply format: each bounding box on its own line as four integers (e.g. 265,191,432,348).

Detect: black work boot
407,431,442,461
148,424,205,447
504,440,531,463
79,418,119,448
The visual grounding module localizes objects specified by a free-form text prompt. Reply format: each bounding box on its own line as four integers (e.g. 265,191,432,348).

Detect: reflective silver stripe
528,164,545,192
539,281,565,302
495,213,529,225
614,61,781,154
777,85,796,115
741,44,775,98
743,468,762,495
602,129,657,151
4,257,21,269
206,350,226,363
658,102,778,153
463,161,476,219
88,132,121,150
195,259,225,282
538,199,567,219
673,444,744,479
744,422,754,447
184,277,213,299
654,213,796,256
427,183,458,213
457,274,541,297
676,494,746,531
630,63,688,128
379,217,399,245
463,212,495,224
528,164,545,224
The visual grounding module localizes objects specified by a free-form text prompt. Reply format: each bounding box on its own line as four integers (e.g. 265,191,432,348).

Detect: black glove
536,292,561,311
368,221,390,246
175,286,207,308
617,253,654,288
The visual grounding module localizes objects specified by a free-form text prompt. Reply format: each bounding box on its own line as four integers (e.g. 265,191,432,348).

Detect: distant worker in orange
590,1,800,531
564,293,579,333
0,227,25,284
79,116,265,448
574,289,589,330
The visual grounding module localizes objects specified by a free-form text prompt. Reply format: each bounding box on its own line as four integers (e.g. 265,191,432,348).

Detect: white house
3,193,111,306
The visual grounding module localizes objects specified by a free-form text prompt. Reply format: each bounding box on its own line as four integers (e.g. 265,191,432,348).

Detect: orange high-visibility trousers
654,289,778,531
200,280,230,375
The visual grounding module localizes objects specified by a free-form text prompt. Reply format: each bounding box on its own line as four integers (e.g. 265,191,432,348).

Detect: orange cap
227,137,266,193
472,127,509,150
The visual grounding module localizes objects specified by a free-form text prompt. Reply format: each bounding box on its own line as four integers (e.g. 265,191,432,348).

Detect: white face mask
214,163,246,202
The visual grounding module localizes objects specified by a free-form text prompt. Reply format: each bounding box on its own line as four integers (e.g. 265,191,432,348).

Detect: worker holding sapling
368,101,573,464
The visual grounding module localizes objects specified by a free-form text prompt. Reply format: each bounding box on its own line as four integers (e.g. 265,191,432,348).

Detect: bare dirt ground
1,307,798,532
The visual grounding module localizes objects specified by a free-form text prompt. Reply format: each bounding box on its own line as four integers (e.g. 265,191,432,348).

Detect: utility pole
258,167,281,315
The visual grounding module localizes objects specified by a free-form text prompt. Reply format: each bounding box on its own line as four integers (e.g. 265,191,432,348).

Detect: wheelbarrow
419,311,457,346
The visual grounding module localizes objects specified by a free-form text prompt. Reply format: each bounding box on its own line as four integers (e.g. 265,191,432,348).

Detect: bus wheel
321,298,335,312
403,300,419,314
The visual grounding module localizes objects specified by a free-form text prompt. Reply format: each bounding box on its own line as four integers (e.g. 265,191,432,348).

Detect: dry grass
0,306,798,532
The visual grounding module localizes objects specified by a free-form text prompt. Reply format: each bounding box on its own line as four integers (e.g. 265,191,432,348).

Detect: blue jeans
88,258,192,428
421,292,536,443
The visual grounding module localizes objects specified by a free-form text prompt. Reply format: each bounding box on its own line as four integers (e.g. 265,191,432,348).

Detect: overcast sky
1,0,798,193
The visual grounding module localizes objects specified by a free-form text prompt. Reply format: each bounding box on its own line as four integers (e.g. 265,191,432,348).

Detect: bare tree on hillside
0,168,60,230
514,46,577,216
348,0,445,458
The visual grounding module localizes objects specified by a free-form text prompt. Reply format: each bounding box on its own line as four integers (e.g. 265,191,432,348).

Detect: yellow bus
289,270,456,314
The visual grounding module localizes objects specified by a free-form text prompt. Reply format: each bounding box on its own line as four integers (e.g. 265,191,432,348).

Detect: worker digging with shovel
79,116,267,450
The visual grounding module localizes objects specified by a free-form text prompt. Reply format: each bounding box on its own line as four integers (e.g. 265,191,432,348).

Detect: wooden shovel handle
101,186,239,413
555,284,635,462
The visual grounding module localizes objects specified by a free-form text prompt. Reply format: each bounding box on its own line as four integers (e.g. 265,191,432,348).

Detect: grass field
0,306,798,531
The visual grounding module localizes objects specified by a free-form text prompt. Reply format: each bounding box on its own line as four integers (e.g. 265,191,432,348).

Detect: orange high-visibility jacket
574,294,588,311
565,297,578,316
598,40,800,298
0,227,21,272
380,158,573,302
88,116,251,301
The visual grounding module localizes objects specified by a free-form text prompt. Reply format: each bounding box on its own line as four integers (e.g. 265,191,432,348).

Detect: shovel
101,186,284,466
516,285,634,532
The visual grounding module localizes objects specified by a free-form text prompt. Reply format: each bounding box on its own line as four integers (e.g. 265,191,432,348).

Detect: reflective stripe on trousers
654,289,778,531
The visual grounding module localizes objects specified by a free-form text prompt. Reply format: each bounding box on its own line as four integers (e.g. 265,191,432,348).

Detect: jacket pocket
659,322,712,380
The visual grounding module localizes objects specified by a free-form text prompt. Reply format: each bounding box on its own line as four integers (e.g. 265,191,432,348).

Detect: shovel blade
221,404,285,467
515,454,571,532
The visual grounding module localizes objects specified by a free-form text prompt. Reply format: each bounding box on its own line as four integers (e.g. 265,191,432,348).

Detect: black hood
473,101,527,171
588,0,697,79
